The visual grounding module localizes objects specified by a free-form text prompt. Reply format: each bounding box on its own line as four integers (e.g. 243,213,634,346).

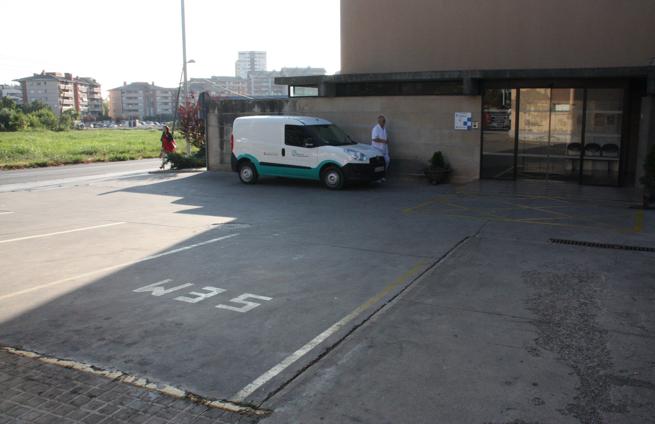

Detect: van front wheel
321,166,344,190
238,161,258,184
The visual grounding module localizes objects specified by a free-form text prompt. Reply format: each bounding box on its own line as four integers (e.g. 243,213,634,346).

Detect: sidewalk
0,350,256,424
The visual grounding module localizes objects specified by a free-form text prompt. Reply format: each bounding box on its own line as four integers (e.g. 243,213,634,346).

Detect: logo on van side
291,150,309,158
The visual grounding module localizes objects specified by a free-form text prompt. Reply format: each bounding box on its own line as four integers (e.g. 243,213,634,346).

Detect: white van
230,116,386,189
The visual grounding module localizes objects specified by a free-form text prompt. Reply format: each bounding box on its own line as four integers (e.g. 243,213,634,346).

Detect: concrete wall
204,96,481,183
341,0,655,74
205,98,291,171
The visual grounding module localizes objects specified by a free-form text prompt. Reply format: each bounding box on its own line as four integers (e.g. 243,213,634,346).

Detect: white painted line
0,222,127,244
0,211,14,215
230,261,427,402
0,233,239,301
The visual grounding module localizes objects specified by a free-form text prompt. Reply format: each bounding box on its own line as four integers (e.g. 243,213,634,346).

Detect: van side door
273,125,319,175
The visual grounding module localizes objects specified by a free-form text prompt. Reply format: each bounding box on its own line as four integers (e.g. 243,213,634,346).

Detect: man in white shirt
371,115,390,172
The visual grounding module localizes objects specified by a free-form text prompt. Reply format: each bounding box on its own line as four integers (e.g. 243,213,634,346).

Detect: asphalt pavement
0,159,161,192
0,167,653,423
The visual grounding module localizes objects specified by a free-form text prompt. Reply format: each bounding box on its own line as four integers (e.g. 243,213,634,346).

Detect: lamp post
180,0,191,155
181,0,188,102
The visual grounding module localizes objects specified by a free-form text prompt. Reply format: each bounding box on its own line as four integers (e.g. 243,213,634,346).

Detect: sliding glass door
582,89,623,185
517,88,583,181
481,86,624,186
481,88,516,179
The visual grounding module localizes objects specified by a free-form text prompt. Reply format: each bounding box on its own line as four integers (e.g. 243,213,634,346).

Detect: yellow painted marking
402,196,444,214
633,209,644,233
440,212,622,231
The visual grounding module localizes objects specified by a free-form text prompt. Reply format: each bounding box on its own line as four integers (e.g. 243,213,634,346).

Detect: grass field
0,129,166,169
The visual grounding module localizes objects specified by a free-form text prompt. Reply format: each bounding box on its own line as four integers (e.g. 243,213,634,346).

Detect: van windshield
305,124,356,146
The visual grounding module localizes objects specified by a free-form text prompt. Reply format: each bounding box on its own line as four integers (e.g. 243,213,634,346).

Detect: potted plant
639,145,655,209
424,151,452,184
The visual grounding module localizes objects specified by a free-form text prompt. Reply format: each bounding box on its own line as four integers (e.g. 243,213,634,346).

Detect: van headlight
344,148,368,162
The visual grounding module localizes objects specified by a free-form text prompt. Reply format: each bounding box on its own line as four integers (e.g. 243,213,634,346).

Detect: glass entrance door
517,88,583,181
582,89,623,185
481,86,624,186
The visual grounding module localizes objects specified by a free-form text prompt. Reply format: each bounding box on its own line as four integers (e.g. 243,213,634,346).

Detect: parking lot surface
1,168,653,423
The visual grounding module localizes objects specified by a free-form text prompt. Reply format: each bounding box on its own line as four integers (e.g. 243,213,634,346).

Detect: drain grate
550,238,655,253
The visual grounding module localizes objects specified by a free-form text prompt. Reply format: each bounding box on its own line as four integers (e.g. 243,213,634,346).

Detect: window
305,125,355,146
290,86,318,97
285,125,307,147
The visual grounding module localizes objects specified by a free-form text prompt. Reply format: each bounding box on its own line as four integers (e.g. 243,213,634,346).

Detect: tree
27,108,58,130
102,100,110,117
176,97,204,151
0,108,28,131
58,109,80,131
1,96,17,110
21,100,50,114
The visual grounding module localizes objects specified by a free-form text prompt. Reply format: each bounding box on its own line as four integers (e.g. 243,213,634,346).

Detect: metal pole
181,0,191,155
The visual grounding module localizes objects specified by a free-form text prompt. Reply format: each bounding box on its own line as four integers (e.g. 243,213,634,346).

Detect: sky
0,0,340,95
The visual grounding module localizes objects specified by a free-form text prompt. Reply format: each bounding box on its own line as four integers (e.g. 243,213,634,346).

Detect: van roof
234,115,332,126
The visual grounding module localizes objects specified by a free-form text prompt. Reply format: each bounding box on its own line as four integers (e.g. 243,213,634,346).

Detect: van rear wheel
321,165,344,190
238,161,258,184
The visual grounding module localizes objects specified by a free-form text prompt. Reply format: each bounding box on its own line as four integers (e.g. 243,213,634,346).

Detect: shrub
177,98,205,149
28,108,58,130
21,100,50,114
429,151,449,169
165,150,206,170
0,108,28,131
57,109,80,131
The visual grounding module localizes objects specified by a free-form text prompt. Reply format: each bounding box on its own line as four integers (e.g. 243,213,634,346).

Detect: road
0,168,653,423
0,159,161,192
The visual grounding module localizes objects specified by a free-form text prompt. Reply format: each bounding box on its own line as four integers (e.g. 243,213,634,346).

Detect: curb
148,168,206,175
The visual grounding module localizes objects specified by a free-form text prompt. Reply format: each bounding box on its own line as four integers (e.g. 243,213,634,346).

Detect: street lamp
180,0,193,155
181,0,188,103
172,59,195,145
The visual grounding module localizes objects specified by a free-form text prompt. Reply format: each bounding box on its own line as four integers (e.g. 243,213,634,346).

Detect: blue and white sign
454,112,473,130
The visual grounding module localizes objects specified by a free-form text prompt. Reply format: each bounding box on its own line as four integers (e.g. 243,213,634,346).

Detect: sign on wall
454,112,473,130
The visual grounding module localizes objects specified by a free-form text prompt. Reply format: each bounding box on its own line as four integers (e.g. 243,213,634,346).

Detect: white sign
454,112,473,130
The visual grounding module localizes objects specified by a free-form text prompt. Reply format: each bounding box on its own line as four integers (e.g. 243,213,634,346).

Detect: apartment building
247,71,287,97
15,72,102,116
0,84,23,105
235,51,267,79
192,60,326,98
76,78,102,116
108,82,175,120
189,76,248,99
16,72,75,115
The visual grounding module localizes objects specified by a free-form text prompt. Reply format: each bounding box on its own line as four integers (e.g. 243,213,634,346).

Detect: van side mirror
303,138,314,148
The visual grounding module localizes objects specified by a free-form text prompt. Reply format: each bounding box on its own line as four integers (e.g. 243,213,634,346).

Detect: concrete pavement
0,159,162,192
0,169,653,423
262,235,655,424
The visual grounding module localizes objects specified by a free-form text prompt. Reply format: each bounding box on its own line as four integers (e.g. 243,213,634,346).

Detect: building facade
15,72,102,116
0,84,23,105
235,51,267,79
108,82,175,120
189,76,249,99
75,78,102,116
271,0,655,187
192,64,326,99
